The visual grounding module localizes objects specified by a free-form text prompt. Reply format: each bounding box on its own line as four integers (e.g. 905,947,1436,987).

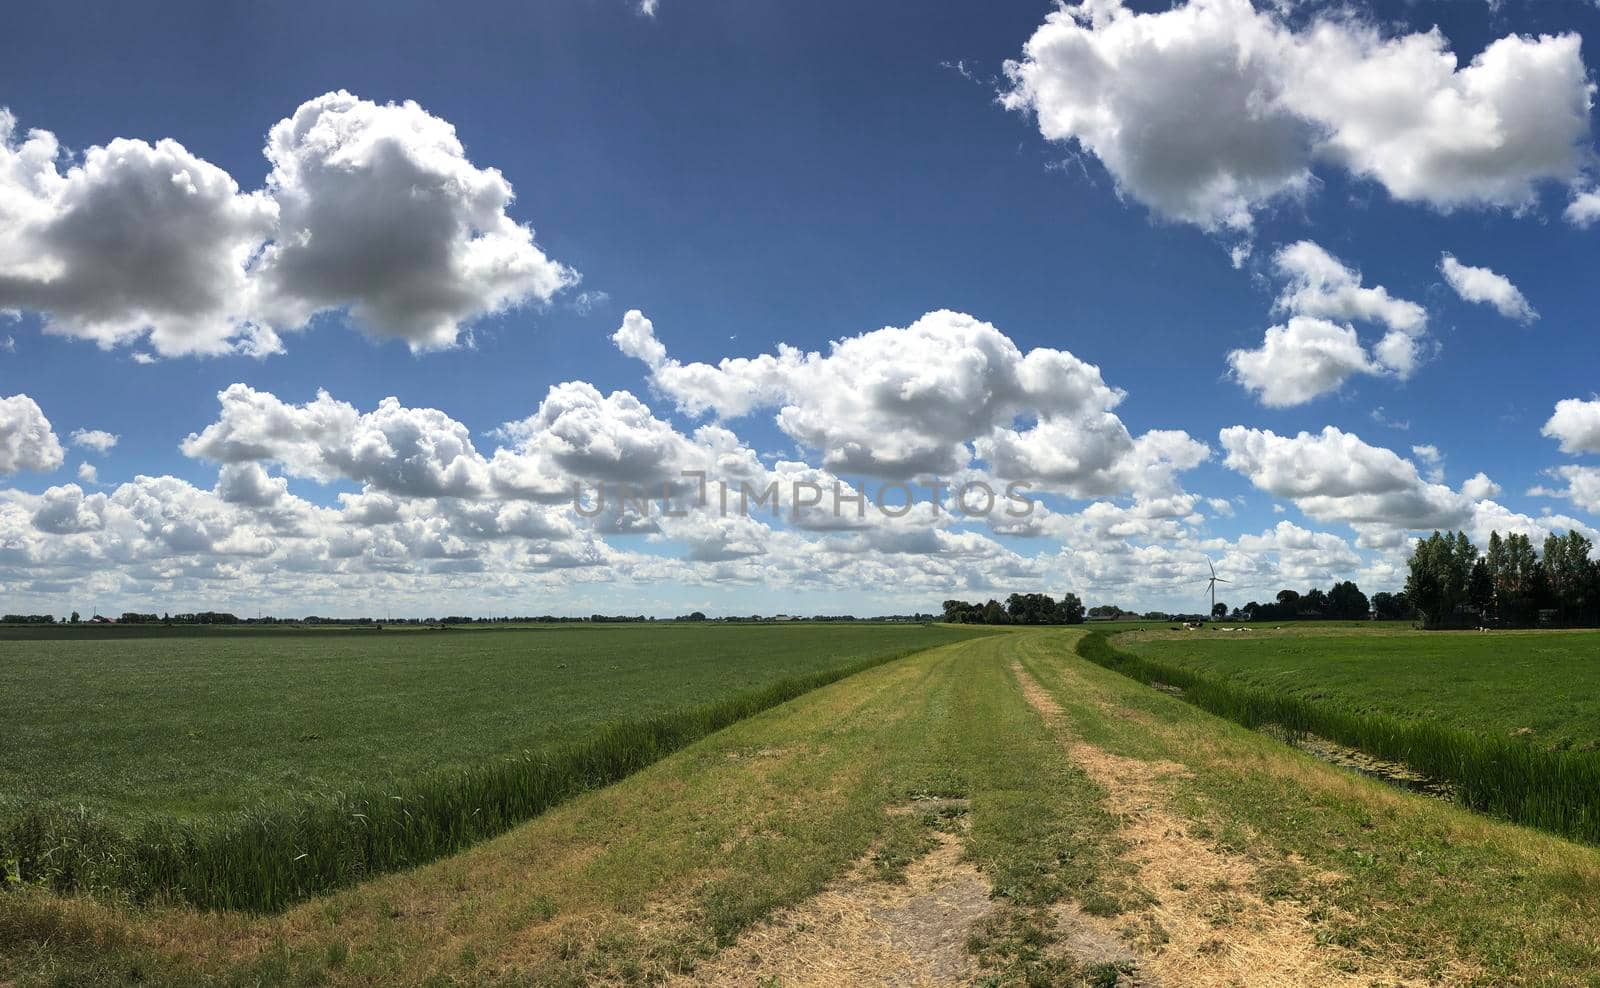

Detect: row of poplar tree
1405,529,1598,628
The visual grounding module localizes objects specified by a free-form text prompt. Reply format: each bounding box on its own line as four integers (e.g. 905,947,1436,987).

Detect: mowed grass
7,631,1600,986
1095,627,1600,847
0,623,981,824
1122,623,1600,744
1,633,1134,986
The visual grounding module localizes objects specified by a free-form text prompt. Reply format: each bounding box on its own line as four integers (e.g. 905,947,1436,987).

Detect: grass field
0,622,981,823
1121,623,1600,746
5,629,1600,986
1085,625,1600,849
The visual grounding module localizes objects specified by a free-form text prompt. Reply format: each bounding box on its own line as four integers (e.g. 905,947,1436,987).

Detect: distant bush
1076,632,1600,846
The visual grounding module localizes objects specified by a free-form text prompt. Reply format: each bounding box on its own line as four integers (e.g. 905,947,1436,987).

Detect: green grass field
1121,623,1600,745
6,629,1600,986
0,623,981,823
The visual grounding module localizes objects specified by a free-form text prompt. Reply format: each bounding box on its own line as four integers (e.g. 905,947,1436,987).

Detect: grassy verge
1019,631,1600,985
1,633,1129,986
1077,631,1600,845
1,638,965,913
11,631,1600,984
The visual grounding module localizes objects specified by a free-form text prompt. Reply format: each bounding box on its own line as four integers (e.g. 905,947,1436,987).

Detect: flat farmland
1120,623,1600,745
0,622,983,825
9,630,1600,986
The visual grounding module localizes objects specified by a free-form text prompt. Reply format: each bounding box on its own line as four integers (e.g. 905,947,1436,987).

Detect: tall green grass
1,642,936,912
1076,632,1600,844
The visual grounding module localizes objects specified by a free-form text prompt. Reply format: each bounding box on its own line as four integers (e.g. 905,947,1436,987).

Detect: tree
1057,593,1086,625
1485,531,1507,616
1211,601,1228,620
69,610,80,624
946,594,1083,625
1371,591,1410,621
942,600,977,623
1327,581,1369,620
1468,559,1493,622
1544,530,1594,623
1275,589,1301,610
1407,531,1473,628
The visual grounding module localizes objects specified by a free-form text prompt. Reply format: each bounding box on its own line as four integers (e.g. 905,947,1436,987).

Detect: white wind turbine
1202,557,1229,619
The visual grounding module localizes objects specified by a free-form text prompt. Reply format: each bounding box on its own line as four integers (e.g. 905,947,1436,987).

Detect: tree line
1406,529,1599,629
1229,581,1407,622
942,593,1086,625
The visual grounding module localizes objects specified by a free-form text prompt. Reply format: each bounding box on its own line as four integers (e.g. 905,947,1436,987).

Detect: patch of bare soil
1010,661,1437,988
673,821,995,987
1048,901,1149,985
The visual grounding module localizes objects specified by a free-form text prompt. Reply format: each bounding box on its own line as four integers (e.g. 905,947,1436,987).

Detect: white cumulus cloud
1530,465,1600,514
1543,398,1600,455
0,93,577,357
1229,242,1427,406
615,308,1207,496
0,111,277,356
69,428,118,453
0,393,64,475
254,91,577,350
1439,253,1537,322
1228,317,1377,408
1003,0,1594,230
1220,425,1473,531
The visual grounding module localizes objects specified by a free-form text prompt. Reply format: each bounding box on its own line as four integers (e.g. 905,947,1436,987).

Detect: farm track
5,630,1600,985
1011,660,1423,987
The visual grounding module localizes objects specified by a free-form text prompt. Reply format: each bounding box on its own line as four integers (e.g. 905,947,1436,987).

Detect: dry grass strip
1010,660,1443,988
671,826,995,986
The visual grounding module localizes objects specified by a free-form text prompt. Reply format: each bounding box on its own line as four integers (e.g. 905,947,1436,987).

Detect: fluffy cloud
1542,398,1600,455
182,385,489,498
30,483,108,534
489,381,762,502
1229,242,1427,405
1411,444,1444,483
1567,188,1600,227
1002,0,1311,231
0,112,277,355
1460,472,1501,500
1530,465,1600,514
1220,425,1473,531
1272,241,1426,336
1228,317,1376,408
615,308,1206,496
0,93,575,357
214,462,289,507
1439,254,1536,322
0,393,64,475
69,428,118,453
253,91,576,350
1003,0,1593,230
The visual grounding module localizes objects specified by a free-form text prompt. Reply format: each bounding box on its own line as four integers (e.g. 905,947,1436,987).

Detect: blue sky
3,0,1600,617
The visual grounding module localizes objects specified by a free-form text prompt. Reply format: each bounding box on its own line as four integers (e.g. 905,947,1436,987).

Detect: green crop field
1,622,981,824
1120,623,1600,745
7,628,1600,987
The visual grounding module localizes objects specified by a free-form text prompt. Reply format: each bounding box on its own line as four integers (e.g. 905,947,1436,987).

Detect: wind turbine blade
1208,558,1216,578
1215,578,1231,583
